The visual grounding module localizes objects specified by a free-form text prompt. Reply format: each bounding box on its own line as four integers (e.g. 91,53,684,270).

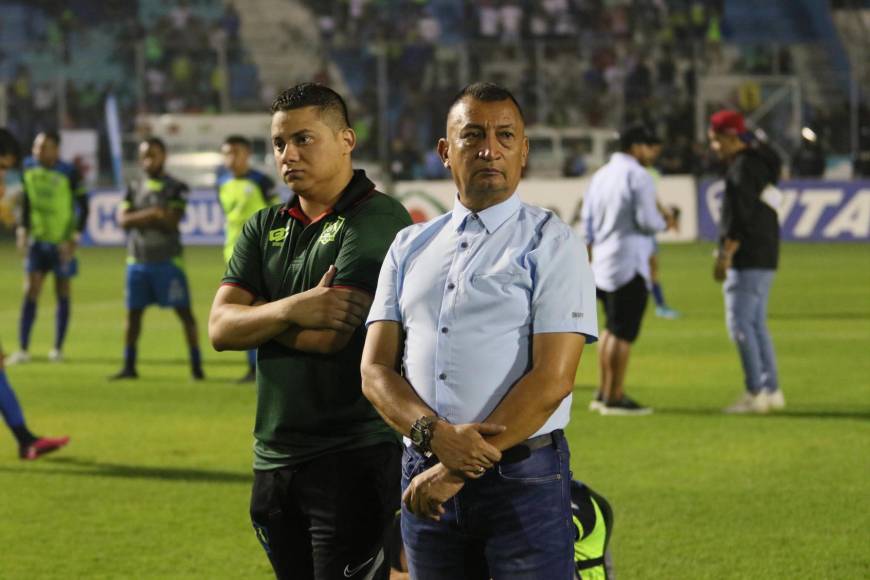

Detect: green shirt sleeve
222,211,266,298
333,203,412,293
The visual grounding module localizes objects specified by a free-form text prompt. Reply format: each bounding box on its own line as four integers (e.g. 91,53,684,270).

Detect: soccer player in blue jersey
216,135,277,382
9,131,88,364
109,138,205,380
0,128,69,459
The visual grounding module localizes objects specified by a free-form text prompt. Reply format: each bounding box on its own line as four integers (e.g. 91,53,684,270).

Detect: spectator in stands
791,128,826,178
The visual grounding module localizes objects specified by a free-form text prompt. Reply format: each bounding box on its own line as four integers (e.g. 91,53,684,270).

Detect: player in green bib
10,131,89,365
209,83,411,580
216,135,277,382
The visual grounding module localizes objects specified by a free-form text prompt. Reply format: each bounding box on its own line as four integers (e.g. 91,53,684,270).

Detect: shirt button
447,282,455,290
441,327,448,334
439,373,447,380
460,242,468,249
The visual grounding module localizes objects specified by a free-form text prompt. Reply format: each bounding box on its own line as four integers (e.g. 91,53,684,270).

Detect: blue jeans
724,268,779,393
401,432,574,580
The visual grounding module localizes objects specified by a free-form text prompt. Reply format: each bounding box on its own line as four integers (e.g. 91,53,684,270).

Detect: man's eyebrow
459,123,517,131
272,129,313,140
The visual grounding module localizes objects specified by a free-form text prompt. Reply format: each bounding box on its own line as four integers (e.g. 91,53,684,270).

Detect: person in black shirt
708,110,784,414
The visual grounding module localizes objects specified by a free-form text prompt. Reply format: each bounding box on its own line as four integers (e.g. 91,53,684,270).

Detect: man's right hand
429,420,505,476
284,265,373,332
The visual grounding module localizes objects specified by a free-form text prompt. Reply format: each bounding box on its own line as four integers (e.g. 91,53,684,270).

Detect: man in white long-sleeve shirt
582,125,672,415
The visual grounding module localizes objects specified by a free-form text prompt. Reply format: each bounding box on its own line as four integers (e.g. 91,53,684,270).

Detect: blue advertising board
698,180,870,242
83,189,227,247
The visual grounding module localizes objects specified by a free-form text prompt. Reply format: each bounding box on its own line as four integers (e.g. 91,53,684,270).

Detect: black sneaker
588,392,604,412
599,396,653,416
192,367,205,381
109,368,138,380
236,368,256,384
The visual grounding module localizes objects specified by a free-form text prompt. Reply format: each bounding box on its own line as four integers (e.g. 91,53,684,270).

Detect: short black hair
223,134,251,148
619,124,660,151
0,128,21,164
448,82,525,122
142,137,167,153
38,130,61,146
270,83,350,130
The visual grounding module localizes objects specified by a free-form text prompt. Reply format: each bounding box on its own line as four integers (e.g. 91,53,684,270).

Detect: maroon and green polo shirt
222,170,412,470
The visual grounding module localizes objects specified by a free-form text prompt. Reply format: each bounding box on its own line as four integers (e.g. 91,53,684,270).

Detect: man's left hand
402,463,465,521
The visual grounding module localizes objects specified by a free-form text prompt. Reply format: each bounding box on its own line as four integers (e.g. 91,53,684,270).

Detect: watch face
410,425,424,446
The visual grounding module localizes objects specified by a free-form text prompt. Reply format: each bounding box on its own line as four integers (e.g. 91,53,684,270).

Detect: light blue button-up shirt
581,152,666,292
367,192,598,437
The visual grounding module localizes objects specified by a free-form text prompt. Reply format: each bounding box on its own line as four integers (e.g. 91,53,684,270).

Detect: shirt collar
282,169,375,224
611,151,640,167
450,192,521,234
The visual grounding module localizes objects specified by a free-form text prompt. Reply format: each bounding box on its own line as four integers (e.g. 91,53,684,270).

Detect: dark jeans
401,432,574,579
250,442,401,580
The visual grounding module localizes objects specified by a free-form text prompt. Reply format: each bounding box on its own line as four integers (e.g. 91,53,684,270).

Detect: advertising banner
83,189,225,247
698,180,870,242
83,176,701,246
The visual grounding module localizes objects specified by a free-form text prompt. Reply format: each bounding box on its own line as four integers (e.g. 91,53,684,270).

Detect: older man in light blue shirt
362,83,597,579
581,124,669,416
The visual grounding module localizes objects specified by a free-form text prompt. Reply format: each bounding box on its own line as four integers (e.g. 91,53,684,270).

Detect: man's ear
342,127,357,154
521,136,529,168
437,138,450,168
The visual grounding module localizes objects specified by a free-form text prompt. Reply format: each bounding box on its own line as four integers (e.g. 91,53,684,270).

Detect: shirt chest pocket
469,269,531,302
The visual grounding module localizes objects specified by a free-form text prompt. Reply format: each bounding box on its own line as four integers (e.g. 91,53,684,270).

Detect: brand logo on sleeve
318,216,345,245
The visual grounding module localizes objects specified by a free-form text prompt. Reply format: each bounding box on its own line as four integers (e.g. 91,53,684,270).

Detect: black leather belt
500,430,561,464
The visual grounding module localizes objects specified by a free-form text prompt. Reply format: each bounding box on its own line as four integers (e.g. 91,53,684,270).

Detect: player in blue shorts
9,131,89,364
109,138,205,380
0,128,69,459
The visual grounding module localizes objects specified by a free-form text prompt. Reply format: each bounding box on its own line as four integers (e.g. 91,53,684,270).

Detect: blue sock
0,369,34,445
55,296,70,350
189,346,202,371
19,298,37,351
124,346,137,372
652,282,666,308
246,349,256,370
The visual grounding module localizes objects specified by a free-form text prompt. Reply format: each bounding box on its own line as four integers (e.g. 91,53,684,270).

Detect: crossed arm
209,266,373,354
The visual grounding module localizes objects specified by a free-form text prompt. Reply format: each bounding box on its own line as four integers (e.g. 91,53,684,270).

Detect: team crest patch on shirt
268,227,287,246
318,216,345,245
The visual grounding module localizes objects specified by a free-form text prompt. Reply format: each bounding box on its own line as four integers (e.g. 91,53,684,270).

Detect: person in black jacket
708,110,785,414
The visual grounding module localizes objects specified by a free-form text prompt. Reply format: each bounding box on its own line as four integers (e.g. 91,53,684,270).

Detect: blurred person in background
790,127,826,178
583,124,674,415
0,128,70,459
216,135,277,382
9,131,88,365
644,135,681,319
209,83,411,580
708,110,784,414
109,138,204,381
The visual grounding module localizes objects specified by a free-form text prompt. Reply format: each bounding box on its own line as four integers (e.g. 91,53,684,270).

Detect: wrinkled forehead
447,98,524,133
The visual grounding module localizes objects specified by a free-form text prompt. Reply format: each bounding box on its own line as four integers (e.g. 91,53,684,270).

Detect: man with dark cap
582,124,674,415
708,110,784,414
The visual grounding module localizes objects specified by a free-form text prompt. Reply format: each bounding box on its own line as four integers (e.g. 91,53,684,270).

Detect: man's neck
297,168,354,219
458,189,513,213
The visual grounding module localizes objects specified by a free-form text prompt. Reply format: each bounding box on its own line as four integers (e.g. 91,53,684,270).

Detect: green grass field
0,242,868,579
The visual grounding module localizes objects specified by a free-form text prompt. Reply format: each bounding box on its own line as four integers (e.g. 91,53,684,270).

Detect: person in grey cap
582,124,675,415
